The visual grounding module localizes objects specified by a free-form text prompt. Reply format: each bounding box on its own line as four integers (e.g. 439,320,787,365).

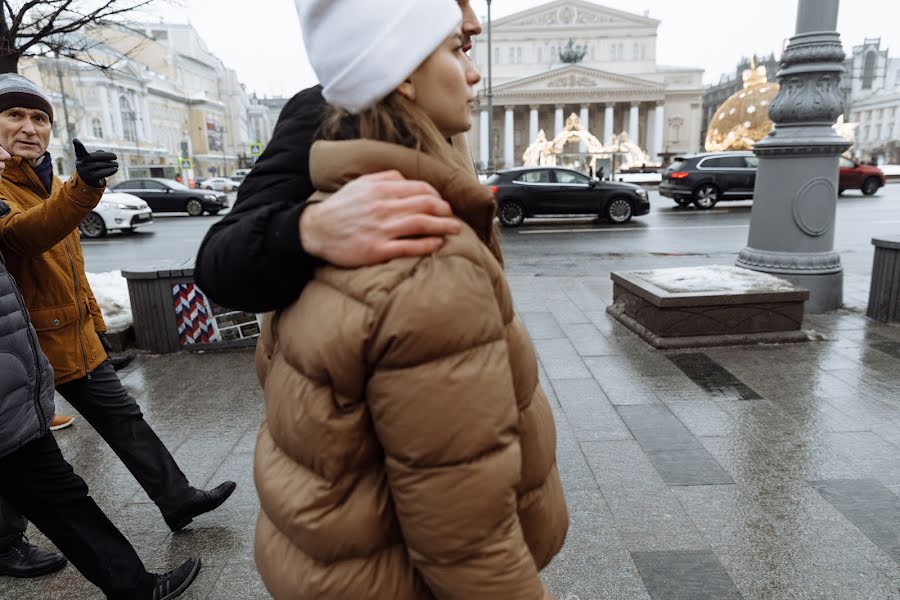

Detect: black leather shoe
152,557,201,600
0,536,67,578
110,352,136,371
164,481,237,532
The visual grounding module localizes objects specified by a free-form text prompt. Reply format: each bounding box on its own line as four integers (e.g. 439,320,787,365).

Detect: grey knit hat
0,73,53,123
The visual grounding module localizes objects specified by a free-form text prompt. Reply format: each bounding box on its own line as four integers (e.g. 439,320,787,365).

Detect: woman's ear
396,80,416,102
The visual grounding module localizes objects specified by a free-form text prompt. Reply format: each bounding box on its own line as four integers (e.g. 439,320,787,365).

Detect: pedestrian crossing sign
249,143,263,157
180,158,193,169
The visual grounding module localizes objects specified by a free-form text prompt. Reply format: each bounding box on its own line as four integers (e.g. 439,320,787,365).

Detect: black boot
0,535,67,578
164,482,237,532
151,557,201,600
110,352,137,371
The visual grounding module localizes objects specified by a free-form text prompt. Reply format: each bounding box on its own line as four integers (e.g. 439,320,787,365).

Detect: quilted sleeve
365,252,548,600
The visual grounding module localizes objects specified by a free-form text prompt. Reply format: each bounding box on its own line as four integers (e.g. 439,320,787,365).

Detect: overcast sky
147,0,900,98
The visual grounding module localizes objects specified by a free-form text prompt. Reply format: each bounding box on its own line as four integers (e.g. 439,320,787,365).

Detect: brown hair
318,92,470,171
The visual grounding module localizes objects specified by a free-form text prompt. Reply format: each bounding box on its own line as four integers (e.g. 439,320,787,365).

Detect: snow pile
638,265,797,294
86,271,132,333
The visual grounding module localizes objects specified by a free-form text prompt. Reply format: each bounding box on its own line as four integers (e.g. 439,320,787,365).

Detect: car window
515,170,551,184
839,157,855,168
143,181,168,190
703,156,746,168
668,160,688,172
554,170,590,184
744,156,759,169
485,174,501,185
117,180,144,190
169,181,191,191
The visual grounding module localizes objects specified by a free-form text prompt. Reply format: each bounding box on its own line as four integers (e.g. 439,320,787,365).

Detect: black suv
486,167,650,227
660,151,758,209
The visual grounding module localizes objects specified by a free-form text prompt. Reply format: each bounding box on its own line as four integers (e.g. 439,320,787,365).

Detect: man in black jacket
195,1,482,312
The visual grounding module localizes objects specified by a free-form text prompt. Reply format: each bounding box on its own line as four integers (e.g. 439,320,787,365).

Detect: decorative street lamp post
486,0,493,171
736,0,849,312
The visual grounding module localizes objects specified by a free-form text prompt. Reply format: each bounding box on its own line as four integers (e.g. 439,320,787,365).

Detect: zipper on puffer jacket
9,275,48,436
63,237,91,380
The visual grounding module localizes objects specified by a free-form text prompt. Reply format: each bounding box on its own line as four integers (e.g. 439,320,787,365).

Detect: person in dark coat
194,0,485,313
0,184,200,597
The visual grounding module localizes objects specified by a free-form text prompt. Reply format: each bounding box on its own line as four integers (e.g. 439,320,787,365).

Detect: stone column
579,104,590,152
479,109,489,168
736,0,850,312
629,103,640,142
504,107,515,168
604,104,615,143
880,107,891,142
554,105,564,137
653,102,665,161
529,106,539,145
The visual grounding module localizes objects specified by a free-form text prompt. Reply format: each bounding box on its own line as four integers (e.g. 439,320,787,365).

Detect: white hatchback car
79,191,154,239
200,177,239,193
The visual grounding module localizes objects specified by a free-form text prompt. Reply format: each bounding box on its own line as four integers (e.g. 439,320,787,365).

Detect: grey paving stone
809,479,900,563
663,400,739,438
542,490,651,600
533,338,592,379
581,440,707,551
615,405,702,452
645,449,734,487
631,550,742,600
561,322,618,357
551,378,633,442
520,311,566,339
667,353,762,400
674,483,900,599
547,297,591,325
553,410,601,492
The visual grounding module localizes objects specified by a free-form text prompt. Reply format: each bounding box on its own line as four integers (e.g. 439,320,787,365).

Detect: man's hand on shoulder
299,170,461,268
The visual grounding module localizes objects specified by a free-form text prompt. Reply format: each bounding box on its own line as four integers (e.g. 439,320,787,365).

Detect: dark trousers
0,360,193,548
0,433,155,598
55,360,193,515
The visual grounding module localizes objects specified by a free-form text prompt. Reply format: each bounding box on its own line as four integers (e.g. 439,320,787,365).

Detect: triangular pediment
492,65,661,94
494,0,660,29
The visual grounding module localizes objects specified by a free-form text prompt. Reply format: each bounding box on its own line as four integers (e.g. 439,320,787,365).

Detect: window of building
119,96,137,143
617,43,625,61
633,42,640,60
538,47,543,63
862,51,877,89
91,117,103,139
517,47,522,63
494,47,500,64
509,47,515,63
610,43,617,61
641,44,647,61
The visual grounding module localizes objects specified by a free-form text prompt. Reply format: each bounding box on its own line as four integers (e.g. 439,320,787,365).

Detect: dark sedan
486,167,650,227
111,178,228,216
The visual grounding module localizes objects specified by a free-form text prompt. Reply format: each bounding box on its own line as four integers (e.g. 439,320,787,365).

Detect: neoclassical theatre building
468,0,704,170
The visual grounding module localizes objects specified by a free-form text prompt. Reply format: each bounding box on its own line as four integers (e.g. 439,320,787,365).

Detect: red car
839,157,885,195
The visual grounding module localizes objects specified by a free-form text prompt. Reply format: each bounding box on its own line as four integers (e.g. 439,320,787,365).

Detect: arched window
91,117,103,139
120,96,137,142
862,51,877,90
633,42,640,60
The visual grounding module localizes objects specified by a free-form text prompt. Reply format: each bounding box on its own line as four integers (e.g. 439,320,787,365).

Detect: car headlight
205,194,219,201
112,203,130,209
636,188,648,199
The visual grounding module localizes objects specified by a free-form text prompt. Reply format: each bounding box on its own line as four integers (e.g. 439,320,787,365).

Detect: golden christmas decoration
705,60,780,152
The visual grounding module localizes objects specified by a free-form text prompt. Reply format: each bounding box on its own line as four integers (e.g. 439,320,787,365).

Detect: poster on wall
206,121,224,152
172,283,262,346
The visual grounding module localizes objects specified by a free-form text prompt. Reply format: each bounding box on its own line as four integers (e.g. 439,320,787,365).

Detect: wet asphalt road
80,185,900,276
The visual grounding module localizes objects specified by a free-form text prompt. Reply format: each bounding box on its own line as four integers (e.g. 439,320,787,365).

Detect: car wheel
693,184,719,209
606,197,634,224
862,177,880,196
674,198,691,207
498,201,525,227
185,199,204,216
78,212,107,238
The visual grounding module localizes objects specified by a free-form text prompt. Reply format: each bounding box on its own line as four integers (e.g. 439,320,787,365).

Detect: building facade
22,22,276,184
844,38,900,164
468,0,704,171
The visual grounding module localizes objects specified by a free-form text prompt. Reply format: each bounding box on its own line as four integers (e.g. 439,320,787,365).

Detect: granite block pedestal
607,266,811,349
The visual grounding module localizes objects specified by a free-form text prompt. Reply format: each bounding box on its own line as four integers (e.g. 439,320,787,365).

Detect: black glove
74,139,119,188
97,331,113,355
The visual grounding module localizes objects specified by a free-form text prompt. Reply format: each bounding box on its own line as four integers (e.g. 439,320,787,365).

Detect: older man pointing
0,73,235,583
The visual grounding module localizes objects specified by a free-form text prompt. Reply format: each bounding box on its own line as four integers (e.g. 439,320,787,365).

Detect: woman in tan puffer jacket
255,2,568,598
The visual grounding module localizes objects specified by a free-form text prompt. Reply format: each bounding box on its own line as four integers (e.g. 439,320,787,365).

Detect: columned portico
629,103,640,142
652,102,665,161
529,106,539,145
504,107,515,168
554,105,564,137
479,110,489,167
604,105,614,144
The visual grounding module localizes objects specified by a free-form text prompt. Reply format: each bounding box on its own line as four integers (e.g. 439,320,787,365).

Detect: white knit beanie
296,0,462,114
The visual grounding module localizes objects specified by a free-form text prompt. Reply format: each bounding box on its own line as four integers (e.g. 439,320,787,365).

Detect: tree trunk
0,53,19,74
